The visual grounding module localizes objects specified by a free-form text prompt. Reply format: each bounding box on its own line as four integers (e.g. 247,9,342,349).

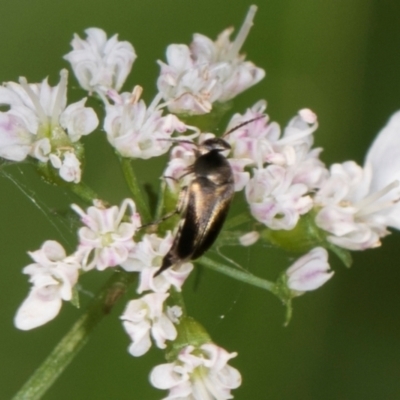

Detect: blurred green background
1,1,400,399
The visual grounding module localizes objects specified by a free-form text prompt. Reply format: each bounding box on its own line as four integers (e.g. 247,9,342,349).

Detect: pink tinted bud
286,247,334,292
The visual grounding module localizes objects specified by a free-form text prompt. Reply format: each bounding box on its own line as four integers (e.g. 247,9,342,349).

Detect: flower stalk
198,256,277,295
69,181,100,204
119,156,152,223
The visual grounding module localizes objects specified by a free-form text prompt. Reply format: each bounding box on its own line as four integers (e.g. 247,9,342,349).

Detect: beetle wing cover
176,177,234,260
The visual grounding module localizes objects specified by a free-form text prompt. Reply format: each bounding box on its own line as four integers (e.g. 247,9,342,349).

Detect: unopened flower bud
239,231,260,246
286,247,334,292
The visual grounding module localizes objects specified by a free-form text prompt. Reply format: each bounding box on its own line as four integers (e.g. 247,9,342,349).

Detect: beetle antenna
222,115,266,138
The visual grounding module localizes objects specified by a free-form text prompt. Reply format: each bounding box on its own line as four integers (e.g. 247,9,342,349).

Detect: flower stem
12,269,137,400
69,181,99,204
198,256,277,295
119,157,152,223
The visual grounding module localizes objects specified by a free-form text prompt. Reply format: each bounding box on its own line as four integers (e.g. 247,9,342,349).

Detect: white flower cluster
14,197,204,393
63,27,136,96
157,5,265,115
120,232,193,294
150,343,241,400
244,104,400,252
10,5,400,398
162,101,400,297
64,27,197,161
9,9,269,395
103,86,189,159
120,292,178,357
164,100,400,255
230,102,325,231
72,199,141,271
0,70,98,183
0,6,266,179
14,196,238,397
314,112,400,250
15,199,191,335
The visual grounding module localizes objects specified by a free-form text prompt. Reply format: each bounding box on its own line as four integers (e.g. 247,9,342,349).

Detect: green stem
199,256,277,295
69,182,99,204
119,157,151,223
12,270,137,400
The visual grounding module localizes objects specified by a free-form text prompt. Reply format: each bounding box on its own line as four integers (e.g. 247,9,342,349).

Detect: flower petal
14,287,62,330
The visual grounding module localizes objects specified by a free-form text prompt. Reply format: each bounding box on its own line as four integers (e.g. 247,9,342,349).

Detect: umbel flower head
0,69,99,183
121,232,193,293
10,7,400,400
157,5,265,115
150,343,242,399
314,111,400,250
241,106,323,231
64,27,136,95
163,101,323,231
121,292,179,357
72,199,141,271
103,86,188,159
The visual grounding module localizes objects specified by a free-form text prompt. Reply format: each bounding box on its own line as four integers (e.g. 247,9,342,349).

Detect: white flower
64,27,136,94
72,199,140,271
120,233,193,293
273,110,324,189
0,70,98,144
314,162,397,250
157,6,264,115
58,97,100,143
313,111,400,250
221,105,326,231
150,343,242,400
315,162,381,249
246,165,313,230
225,103,327,199
189,6,265,105
0,70,98,182
226,103,321,168
225,100,278,168
365,110,400,229
121,292,178,357
286,247,334,293
14,240,80,330
157,45,216,114
103,86,187,159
